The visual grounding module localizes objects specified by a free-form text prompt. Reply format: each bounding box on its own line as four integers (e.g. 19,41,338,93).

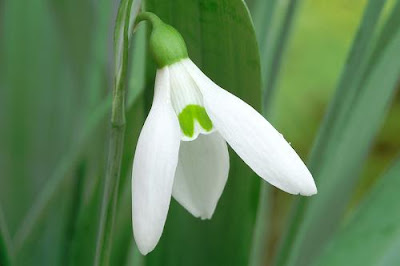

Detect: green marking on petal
178,105,213,138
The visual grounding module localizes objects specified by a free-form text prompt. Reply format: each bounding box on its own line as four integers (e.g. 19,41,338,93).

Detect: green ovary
178,105,213,138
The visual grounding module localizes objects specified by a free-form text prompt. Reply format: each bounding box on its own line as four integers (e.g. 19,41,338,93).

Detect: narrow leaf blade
314,157,400,266
275,1,400,265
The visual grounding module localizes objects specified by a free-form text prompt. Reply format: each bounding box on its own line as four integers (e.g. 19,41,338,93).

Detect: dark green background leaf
143,0,262,265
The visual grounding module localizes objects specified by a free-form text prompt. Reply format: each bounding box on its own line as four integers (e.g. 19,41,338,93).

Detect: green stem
0,206,12,266
135,11,162,27
94,126,126,266
93,0,133,265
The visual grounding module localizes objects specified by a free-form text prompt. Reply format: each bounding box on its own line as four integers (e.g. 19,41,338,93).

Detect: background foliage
0,0,399,265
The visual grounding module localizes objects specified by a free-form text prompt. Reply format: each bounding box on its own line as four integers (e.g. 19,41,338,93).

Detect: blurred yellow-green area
279,0,395,198
0,0,399,265
276,0,399,196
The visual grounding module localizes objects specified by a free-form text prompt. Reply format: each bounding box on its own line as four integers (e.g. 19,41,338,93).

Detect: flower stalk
94,0,135,265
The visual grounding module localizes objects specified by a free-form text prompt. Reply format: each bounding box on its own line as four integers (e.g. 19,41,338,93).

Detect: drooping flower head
132,12,317,255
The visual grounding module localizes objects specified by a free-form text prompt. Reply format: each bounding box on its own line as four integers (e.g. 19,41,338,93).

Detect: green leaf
0,207,12,266
1,1,106,265
260,0,300,114
249,1,302,264
1,0,143,264
143,0,261,265
308,0,387,169
274,1,400,265
314,157,400,266
364,0,400,79
250,0,277,49
13,96,112,252
12,2,146,262
249,185,272,266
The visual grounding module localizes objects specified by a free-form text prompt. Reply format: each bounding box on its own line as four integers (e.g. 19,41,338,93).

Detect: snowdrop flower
132,12,317,255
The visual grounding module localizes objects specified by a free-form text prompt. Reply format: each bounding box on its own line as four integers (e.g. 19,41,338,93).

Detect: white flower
131,58,317,255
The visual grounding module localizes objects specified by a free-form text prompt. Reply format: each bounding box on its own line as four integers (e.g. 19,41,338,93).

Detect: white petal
169,61,204,114
183,59,317,196
172,132,229,219
132,67,181,255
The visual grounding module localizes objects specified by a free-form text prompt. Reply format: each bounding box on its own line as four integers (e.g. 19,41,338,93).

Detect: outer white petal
132,67,181,255
172,132,229,219
183,59,317,196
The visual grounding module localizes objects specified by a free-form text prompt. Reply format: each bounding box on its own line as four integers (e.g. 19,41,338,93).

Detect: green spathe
135,12,188,68
178,105,213,138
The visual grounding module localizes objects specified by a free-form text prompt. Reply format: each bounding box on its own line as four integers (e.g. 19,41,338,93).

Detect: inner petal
169,61,213,141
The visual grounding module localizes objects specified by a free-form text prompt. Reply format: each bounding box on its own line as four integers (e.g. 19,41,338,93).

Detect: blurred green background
1,0,399,265
251,0,400,259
